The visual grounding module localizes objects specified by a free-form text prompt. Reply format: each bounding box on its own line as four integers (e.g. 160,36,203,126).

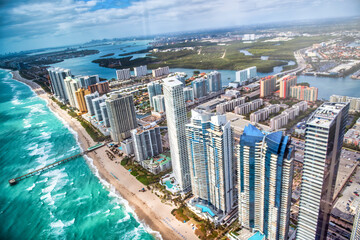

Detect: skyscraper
147,82,162,107
296,102,349,240
134,65,148,77
47,67,71,102
163,77,191,193
64,76,80,108
152,95,165,113
260,76,276,98
235,66,257,85
92,96,106,121
131,123,163,162
290,85,318,102
75,88,90,114
186,109,235,216
88,81,110,95
99,102,110,127
105,93,137,142
207,71,222,92
351,205,360,240
192,78,208,99
279,75,297,99
183,87,194,102
152,66,169,78
238,124,294,239
78,75,99,89
84,91,99,116
116,68,131,81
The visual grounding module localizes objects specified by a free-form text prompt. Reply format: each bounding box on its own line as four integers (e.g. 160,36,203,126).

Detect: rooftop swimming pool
195,204,215,217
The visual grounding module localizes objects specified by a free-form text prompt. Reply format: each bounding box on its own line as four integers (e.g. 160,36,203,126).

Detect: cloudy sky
0,0,359,53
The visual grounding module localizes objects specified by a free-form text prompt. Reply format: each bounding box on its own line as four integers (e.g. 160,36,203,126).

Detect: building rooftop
197,98,226,111
225,112,271,134
162,77,183,87
307,102,348,128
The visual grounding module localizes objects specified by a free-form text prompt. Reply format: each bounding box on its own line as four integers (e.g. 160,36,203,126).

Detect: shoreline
9,70,197,240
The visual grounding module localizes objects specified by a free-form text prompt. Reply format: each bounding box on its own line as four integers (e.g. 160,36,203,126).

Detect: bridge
8,143,105,186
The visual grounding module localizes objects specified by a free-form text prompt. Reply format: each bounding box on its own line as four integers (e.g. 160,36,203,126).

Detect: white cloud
0,0,359,52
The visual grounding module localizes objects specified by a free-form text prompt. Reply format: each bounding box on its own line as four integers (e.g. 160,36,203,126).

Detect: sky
0,0,359,53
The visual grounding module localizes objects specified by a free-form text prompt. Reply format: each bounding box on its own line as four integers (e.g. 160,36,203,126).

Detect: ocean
0,69,157,239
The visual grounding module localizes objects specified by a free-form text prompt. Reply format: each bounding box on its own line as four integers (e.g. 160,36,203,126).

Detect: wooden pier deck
9,143,105,185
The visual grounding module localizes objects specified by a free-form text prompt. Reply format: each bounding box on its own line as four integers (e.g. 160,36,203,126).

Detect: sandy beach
11,71,198,240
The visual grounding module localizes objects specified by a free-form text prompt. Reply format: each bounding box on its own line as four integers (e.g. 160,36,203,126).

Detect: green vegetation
92,36,330,72
78,117,106,142
283,107,317,130
120,156,166,186
343,142,360,152
346,113,360,132
171,205,219,239
100,53,114,57
50,96,106,142
34,80,51,93
297,82,310,87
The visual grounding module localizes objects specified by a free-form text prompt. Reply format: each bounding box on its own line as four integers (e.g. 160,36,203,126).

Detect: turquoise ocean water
0,69,157,239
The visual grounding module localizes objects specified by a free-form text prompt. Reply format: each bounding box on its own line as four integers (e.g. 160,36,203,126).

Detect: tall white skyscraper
186,109,235,216
163,77,191,193
64,76,80,109
297,102,349,240
48,67,71,102
84,91,99,116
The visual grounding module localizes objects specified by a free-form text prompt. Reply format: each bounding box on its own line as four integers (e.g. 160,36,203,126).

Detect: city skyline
0,0,359,53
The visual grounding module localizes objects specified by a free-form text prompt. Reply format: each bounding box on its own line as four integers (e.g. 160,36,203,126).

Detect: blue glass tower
238,124,294,240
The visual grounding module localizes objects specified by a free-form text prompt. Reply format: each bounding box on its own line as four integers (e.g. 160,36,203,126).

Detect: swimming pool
195,204,215,217
165,180,173,189
248,232,265,240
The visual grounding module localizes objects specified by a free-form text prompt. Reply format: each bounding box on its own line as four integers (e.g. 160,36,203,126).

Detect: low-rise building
250,104,280,123
141,154,171,175
269,101,308,130
221,90,241,100
216,97,246,114
234,99,263,115
197,98,226,112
